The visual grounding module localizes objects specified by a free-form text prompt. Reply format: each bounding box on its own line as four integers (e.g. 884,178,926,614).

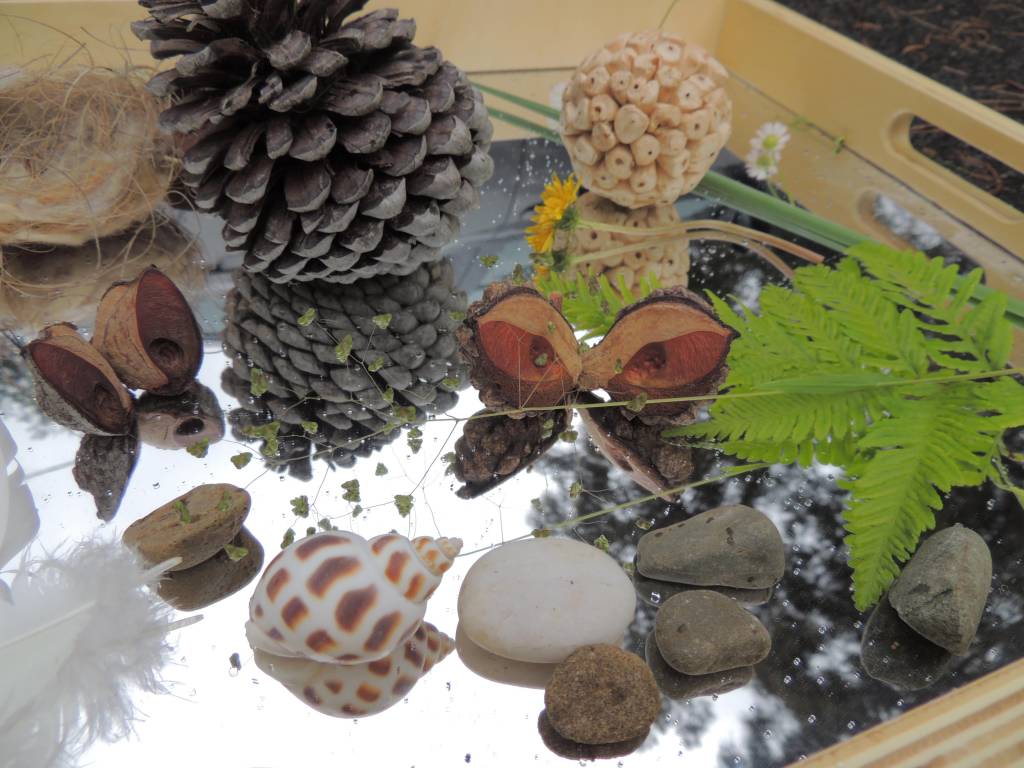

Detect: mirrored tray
1,13,1023,763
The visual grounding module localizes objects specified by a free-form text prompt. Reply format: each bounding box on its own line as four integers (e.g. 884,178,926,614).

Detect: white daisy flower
752,121,791,154
745,146,779,181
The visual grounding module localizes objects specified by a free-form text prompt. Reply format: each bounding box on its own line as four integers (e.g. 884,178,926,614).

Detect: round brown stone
157,527,264,611
123,483,249,570
544,644,660,745
537,711,648,761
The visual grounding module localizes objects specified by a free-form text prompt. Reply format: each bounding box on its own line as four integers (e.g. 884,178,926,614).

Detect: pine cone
222,258,467,467
222,368,397,476
134,0,494,284
453,409,571,498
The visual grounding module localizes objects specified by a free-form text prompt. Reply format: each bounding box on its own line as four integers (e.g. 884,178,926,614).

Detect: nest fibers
0,66,177,247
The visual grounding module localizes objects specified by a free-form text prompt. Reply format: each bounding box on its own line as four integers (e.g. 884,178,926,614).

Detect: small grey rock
636,505,784,589
633,571,772,608
889,524,991,654
655,590,771,675
861,594,953,691
645,632,752,700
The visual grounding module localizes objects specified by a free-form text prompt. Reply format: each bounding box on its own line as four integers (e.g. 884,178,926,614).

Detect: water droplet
847,721,856,730
807,715,816,724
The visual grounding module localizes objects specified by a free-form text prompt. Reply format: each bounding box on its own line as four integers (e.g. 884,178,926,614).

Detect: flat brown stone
123,483,249,570
158,527,264,611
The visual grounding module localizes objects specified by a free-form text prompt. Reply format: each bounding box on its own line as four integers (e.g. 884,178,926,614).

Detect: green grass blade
485,106,559,142
473,82,561,120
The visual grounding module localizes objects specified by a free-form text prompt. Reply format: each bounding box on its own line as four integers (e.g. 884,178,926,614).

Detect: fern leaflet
669,246,1024,609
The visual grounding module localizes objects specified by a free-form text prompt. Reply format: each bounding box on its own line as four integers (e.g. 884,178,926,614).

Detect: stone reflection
530,433,1024,766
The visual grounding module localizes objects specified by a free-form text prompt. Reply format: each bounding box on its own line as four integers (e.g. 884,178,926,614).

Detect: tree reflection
528,430,1024,766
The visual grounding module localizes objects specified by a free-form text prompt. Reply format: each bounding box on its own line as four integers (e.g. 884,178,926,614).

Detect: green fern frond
534,268,661,339
673,244,1024,609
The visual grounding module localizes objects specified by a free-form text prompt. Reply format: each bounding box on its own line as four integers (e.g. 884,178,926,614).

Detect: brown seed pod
459,283,733,423
579,287,734,424
73,430,139,521
566,192,690,292
136,382,225,451
453,408,571,498
24,323,134,436
561,31,732,208
92,267,203,396
456,282,581,410
577,392,693,499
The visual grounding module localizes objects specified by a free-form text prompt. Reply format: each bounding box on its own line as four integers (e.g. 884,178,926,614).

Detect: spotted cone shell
253,621,455,718
248,531,462,664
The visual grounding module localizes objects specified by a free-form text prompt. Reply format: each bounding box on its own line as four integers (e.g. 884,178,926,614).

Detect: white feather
0,539,185,768
0,418,39,599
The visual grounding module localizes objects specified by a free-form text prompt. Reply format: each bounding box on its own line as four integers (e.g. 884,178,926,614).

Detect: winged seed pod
133,0,494,284
458,282,733,424
24,323,135,436
561,31,732,208
91,267,203,397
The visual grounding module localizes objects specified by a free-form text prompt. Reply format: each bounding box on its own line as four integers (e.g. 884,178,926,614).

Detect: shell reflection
254,622,454,718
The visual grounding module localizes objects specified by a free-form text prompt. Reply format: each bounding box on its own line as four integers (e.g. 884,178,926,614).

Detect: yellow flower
525,173,581,254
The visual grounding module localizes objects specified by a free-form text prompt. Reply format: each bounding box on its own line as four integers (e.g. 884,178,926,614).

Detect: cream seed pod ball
560,31,732,208
565,192,690,291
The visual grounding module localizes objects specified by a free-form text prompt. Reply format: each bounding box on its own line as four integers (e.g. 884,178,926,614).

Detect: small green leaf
393,406,417,423
635,519,653,531
407,426,423,454
318,518,333,530
300,421,319,435
534,353,549,367
559,429,578,443
511,263,526,284
530,498,542,512
291,495,310,517
352,504,363,518
306,526,317,536
335,335,354,363
480,254,499,268
217,492,231,513
622,561,636,575
281,528,295,549
614,358,623,374
372,313,392,330
593,534,610,553
441,452,457,464
174,499,192,524
449,310,466,322
368,357,385,372
231,452,252,469
547,321,556,333
441,376,460,390
375,462,388,476
242,420,281,457
569,481,582,499
342,479,361,502
223,543,249,562
625,393,648,413
394,494,414,517
186,438,209,458
382,387,395,404
250,368,269,397
531,528,551,538
297,307,317,326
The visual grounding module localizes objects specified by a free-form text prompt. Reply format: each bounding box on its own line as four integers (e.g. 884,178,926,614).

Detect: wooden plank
795,657,1024,767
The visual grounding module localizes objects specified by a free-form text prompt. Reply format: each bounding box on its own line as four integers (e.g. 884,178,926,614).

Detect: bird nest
0,66,177,247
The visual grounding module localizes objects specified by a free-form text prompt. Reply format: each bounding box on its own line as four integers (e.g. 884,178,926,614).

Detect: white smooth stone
457,538,636,664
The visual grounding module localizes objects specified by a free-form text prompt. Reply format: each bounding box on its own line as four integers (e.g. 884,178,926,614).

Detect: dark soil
775,0,1024,211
